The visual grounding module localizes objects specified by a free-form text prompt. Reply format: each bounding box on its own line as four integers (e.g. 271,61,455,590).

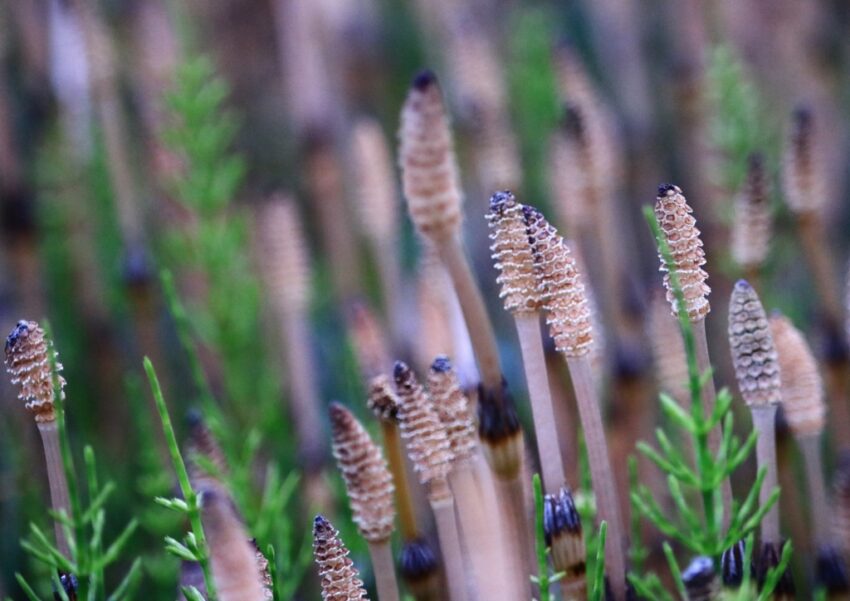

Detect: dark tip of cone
657,183,677,196
313,514,328,530
412,70,437,90
816,546,850,592
721,540,746,588
430,355,452,373
562,104,583,136
734,279,751,291
747,152,764,169
393,361,411,384
398,537,439,579
5,320,30,353
682,556,715,591
328,401,347,420
488,190,514,213
185,408,204,430
793,105,812,124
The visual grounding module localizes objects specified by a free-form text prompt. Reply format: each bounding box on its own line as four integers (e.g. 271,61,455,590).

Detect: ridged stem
429,487,469,601
38,422,71,557
438,235,502,390
495,476,533,600
694,318,733,527
514,313,566,492
799,435,831,547
450,460,512,601
751,405,780,544
368,540,401,601
565,355,626,600
380,421,418,541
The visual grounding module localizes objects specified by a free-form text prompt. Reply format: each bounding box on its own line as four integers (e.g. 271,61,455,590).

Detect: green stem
144,357,218,601
532,474,551,600
643,207,720,547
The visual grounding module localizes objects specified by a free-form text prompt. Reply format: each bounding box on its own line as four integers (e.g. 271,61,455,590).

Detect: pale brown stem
368,540,401,601
514,313,566,492
280,310,326,469
38,423,71,557
376,237,405,355
381,421,418,541
565,355,626,601
751,405,780,544
429,484,469,601
496,473,534,600
824,361,850,450
437,235,502,389
693,318,733,526
799,434,831,547
798,214,842,326
450,460,513,601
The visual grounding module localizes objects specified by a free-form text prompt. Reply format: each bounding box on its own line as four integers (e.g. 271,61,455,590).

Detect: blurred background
1,0,849,598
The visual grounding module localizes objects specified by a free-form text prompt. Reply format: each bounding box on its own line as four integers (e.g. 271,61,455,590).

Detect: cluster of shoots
8,8,850,601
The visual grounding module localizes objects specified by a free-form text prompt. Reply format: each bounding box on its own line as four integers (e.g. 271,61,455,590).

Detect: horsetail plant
524,204,627,599
6,321,141,601
629,206,783,596
394,361,468,601
328,402,399,601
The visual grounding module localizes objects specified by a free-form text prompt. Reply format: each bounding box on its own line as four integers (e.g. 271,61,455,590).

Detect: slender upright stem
496,476,533,600
797,214,842,325
450,461,512,601
37,423,71,557
438,235,502,389
380,421,418,541
751,406,780,544
693,318,733,526
368,541,401,601
565,355,626,600
429,484,469,601
514,313,566,492
799,435,831,547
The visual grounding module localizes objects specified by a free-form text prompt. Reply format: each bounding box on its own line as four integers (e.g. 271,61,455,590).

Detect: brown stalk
200,489,268,601
728,280,782,545
312,515,370,601
186,412,230,497
329,402,399,601
5,320,71,556
346,301,393,381
393,361,468,601
415,253,457,373
351,119,405,349
525,207,627,599
655,183,733,521
731,153,772,285
428,356,514,600
648,292,689,406
257,197,330,509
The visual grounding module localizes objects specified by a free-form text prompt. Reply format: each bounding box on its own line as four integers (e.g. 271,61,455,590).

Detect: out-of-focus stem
694,317,733,525
437,235,502,390
566,355,626,600
496,476,533,600
380,421,418,541
450,460,512,601
38,422,71,557
751,405,780,544
799,435,831,547
514,314,565,491
798,214,842,325
368,540,400,601
429,484,469,601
